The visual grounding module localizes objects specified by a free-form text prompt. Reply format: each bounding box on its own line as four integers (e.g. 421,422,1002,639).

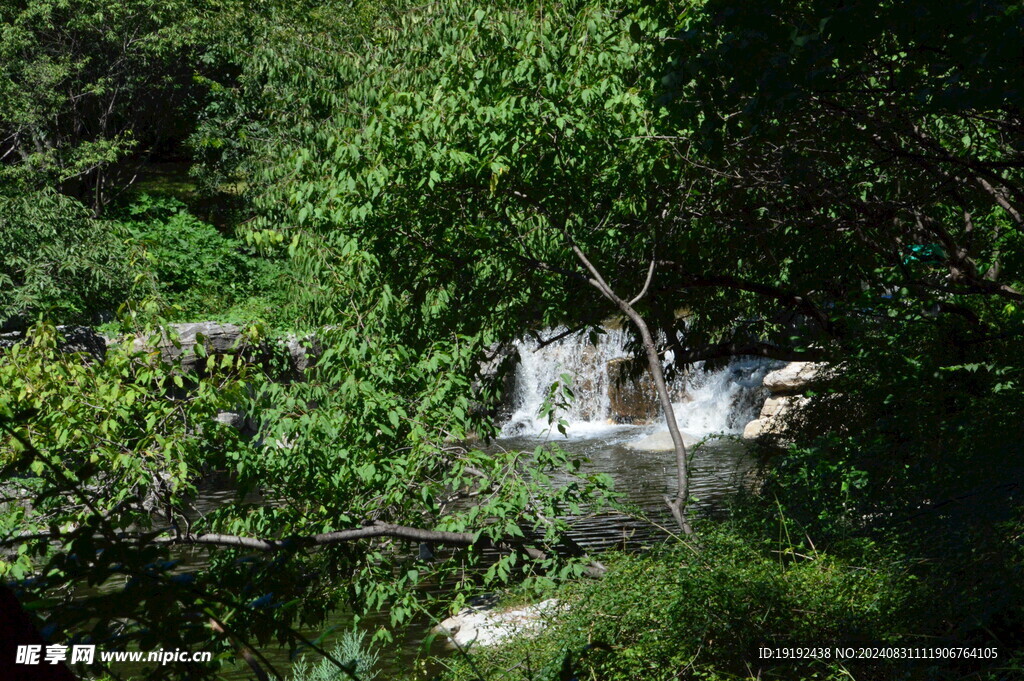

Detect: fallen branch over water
161,522,607,578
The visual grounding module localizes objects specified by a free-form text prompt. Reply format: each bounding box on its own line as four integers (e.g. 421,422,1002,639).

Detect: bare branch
627,257,656,306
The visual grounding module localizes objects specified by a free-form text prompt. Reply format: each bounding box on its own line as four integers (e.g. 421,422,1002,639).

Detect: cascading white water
501,328,631,437
499,327,777,439
666,357,777,436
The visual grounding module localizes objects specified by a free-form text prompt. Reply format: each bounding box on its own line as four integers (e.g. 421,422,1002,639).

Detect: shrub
440,526,914,681
289,630,380,681
115,194,289,321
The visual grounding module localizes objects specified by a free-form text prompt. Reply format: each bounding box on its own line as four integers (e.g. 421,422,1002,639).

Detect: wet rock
473,343,518,421
607,358,658,424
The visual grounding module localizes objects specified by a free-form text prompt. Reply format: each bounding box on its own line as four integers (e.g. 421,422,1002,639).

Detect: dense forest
1,1,1023,679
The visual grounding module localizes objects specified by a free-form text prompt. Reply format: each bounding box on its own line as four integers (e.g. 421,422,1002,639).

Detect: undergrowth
432,517,1021,681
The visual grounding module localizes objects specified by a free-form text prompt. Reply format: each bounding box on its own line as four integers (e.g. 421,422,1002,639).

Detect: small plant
289,630,380,681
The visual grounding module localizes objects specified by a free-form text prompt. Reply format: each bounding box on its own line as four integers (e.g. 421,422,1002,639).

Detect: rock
758,396,790,418
133,322,245,371
213,411,246,429
742,419,767,439
281,333,323,381
213,410,259,436
435,598,563,648
0,326,107,360
741,395,810,440
626,429,699,451
607,358,658,424
0,332,22,351
284,334,321,375
762,362,824,394
56,325,108,360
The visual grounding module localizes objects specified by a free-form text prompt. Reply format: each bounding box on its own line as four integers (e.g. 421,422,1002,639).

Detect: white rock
742,395,810,439
742,419,767,439
762,362,824,394
435,598,563,648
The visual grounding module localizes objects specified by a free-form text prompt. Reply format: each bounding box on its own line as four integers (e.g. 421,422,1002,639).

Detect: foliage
215,0,682,342
3,0,1024,679
650,0,1024,369
114,193,289,322
0,188,133,325
289,630,380,681
655,0,1024,665
0,0,240,212
0,322,251,677
0,316,613,680
439,526,912,681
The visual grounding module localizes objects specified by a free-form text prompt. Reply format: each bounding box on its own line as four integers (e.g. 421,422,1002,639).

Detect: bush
440,525,912,681
290,630,380,681
115,194,289,322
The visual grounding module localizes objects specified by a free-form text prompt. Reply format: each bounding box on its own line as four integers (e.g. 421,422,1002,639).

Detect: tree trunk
565,244,694,534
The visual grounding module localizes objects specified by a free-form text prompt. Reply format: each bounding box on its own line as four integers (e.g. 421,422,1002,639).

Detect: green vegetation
113,194,288,322
289,630,380,681
0,0,1022,679
0,188,132,324
441,525,913,681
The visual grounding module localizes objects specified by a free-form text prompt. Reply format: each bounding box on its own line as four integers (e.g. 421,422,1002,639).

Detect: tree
0,0,239,213
1,293,611,678
217,0,712,529
650,0,1024,661
0,188,134,325
0,0,251,326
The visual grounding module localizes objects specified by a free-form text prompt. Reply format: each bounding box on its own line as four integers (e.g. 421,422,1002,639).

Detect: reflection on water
497,430,755,551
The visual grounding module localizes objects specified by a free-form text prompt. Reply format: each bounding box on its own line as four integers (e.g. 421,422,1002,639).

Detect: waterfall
499,328,777,439
500,328,631,437
665,357,777,436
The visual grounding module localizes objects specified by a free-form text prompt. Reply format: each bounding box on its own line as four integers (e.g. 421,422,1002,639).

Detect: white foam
500,328,776,440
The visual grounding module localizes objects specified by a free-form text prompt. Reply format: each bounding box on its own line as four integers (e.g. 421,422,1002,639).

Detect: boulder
742,419,768,439
626,429,699,451
213,410,259,436
435,598,563,648
0,325,107,360
758,396,790,419
762,362,824,394
472,343,519,421
132,322,245,371
284,333,322,377
741,395,810,440
607,358,658,424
